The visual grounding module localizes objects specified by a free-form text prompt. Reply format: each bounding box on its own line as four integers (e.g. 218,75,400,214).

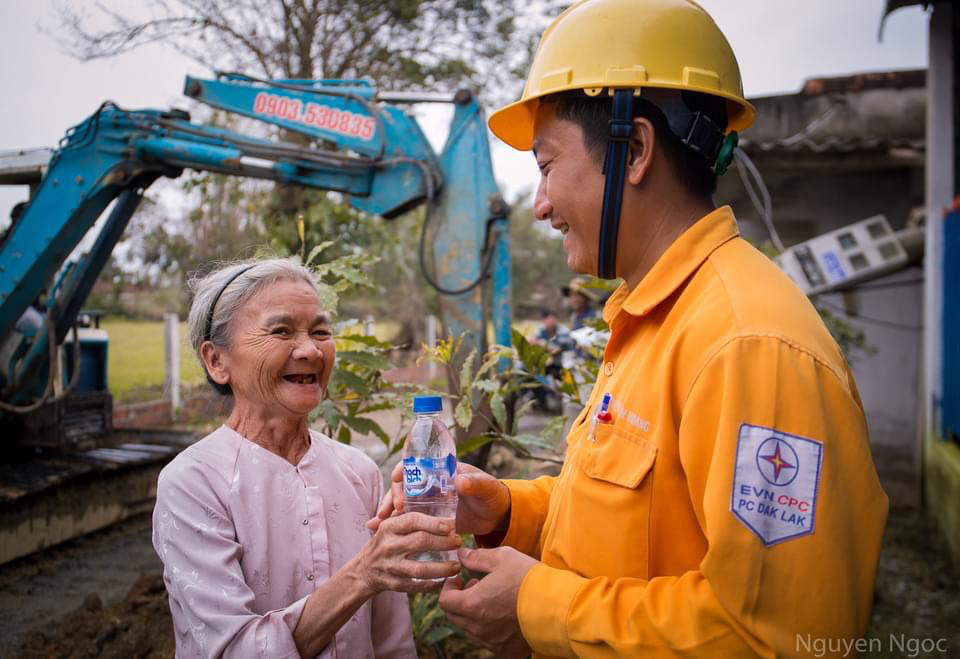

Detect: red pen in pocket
596,392,613,423
589,392,613,442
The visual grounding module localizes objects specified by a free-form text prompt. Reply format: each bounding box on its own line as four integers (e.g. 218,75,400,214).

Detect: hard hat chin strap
598,89,634,280
597,90,740,279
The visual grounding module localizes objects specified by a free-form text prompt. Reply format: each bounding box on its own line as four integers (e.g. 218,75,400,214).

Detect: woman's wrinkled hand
356,512,462,594
367,462,510,537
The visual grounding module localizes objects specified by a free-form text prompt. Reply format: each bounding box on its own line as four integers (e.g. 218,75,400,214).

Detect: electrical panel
775,215,908,295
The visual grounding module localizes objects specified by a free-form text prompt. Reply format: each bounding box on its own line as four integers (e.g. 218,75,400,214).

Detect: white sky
0,0,930,227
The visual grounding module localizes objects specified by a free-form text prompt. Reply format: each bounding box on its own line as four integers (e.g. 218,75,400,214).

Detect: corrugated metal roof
740,70,925,157
799,70,925,96
746,137,924,155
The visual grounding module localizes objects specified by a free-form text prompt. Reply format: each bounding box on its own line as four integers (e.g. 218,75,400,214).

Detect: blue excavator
0,74,510,562
0,73,511,447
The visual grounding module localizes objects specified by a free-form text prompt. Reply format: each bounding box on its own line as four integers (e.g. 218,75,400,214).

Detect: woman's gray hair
187,258,322,395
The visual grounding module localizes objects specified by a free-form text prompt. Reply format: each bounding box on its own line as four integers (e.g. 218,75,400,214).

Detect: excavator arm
0,74,510,436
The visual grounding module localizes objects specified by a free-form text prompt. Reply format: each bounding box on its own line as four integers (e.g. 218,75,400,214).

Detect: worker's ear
626,116,655,185
200,341,230,386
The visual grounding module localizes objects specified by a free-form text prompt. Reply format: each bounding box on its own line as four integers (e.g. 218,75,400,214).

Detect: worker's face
212,279,335,419
532,103,604,275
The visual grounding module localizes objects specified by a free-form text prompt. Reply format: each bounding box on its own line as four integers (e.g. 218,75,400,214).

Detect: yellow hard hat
489,0,755,150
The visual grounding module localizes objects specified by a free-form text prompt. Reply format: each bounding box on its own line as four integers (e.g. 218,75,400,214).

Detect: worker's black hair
546,90,727,200
541,309,557,318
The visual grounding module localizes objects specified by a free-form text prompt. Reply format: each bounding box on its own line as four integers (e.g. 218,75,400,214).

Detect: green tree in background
55,0,561,103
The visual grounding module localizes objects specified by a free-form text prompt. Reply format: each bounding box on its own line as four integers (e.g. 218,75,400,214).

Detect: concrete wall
113,391,231,428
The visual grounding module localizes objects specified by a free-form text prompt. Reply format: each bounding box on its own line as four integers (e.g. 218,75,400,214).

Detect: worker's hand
452,464,512,536
367,462,511,537
439,547,536,658
355,512,461,595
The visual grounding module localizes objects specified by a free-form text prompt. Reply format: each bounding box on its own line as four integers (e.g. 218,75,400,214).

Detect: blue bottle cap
413,395,443,413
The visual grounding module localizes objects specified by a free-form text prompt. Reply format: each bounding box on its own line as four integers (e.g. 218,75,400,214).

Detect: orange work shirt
498,206,888,657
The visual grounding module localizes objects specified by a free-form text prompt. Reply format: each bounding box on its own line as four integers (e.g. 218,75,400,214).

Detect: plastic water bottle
402,395,458,568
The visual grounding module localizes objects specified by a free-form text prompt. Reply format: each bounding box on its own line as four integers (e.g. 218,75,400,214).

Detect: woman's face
214,278,335,418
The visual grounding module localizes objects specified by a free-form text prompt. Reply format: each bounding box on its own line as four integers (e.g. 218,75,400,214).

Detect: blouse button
302,519,309,525
306,573,315,581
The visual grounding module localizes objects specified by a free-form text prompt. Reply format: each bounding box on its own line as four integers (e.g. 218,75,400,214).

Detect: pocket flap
580,423,657,488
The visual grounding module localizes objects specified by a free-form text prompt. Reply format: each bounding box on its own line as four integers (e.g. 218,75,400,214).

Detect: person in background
562,276,599,330
153,258,460,658
532,309,572,351
530,310,575,411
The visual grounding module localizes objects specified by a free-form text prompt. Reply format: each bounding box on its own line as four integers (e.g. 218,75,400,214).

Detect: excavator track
0,429,196,566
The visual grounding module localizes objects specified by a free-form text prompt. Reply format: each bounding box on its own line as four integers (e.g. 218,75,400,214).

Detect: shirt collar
603,205,740,322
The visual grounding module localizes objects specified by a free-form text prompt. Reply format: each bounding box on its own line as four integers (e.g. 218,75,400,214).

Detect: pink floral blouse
152,425,416,658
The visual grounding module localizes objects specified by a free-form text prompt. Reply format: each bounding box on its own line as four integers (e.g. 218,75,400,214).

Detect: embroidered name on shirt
730,423,823,546
609,396,652,432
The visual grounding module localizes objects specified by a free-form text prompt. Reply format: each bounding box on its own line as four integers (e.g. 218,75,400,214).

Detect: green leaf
321,399,341,431
456,434,495,457
454,396,473,429
556,369,579,397
337,424,352,445
305,240,336,265
423,625,456,645
329,368,371,396
337,350,392,372
511,328,530,363
342,415,391,446
491,392,507,430
313,283,339,315
511,433,553,451
471,379,500,394
512,397,537,434
337,333,391,349
512,328,549,374
459,347,477,394
357,400,396,415
476,349,504,379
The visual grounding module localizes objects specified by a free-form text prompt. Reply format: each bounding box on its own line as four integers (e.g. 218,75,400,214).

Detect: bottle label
403,454,457,498
403,456,435,497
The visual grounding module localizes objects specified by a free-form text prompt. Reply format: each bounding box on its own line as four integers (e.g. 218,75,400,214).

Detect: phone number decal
253,92,376,141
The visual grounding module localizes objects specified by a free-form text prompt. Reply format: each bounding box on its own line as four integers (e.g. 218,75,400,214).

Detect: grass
102,317,205,402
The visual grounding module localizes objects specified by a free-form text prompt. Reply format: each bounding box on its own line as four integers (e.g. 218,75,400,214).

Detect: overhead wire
734,148,784,252
734,103,848,254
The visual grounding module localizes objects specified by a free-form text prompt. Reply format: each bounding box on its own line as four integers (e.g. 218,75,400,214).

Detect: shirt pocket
580,422,657,487
547,422,657,580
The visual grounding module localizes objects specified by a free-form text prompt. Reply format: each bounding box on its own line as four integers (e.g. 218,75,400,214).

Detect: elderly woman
152,258,461,658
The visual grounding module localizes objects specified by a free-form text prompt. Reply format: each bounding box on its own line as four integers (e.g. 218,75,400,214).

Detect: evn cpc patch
731,423,823,546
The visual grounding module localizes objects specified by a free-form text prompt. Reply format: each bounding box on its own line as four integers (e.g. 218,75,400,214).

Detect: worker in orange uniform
372,0,888,656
